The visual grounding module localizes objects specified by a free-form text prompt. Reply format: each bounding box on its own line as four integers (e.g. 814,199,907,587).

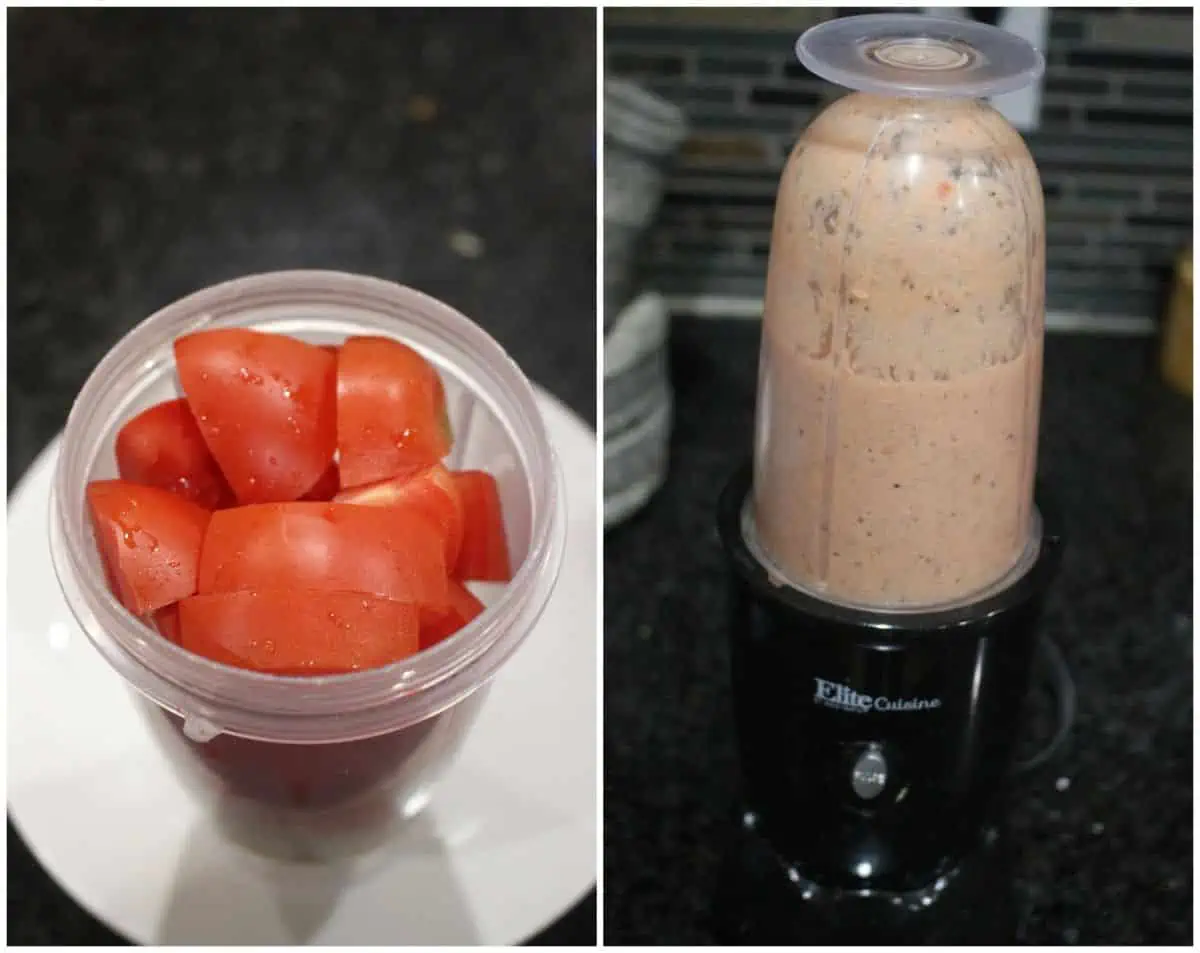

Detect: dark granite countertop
604,319,1192,945
8,9,595,945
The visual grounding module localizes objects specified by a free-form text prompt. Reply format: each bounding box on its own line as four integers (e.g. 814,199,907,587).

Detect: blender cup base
11,387,598,946
713,816,1017,944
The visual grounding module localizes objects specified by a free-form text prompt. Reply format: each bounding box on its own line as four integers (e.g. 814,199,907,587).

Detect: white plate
7,387,597,946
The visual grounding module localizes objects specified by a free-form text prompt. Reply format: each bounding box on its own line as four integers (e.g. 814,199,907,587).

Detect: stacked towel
603,80,686,528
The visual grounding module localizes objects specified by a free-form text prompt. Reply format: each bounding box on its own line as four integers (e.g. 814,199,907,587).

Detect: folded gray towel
603,79,687,329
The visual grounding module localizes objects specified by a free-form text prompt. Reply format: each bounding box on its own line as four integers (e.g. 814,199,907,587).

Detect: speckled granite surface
604,320,1192,945
8,9,595,945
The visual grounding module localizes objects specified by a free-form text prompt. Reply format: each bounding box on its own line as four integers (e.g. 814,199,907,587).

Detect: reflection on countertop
604,320,1192,945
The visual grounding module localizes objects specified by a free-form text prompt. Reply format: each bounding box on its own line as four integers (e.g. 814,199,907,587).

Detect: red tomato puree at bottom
149,694,484,815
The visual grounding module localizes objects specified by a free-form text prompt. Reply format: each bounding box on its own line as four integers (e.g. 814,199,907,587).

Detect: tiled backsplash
606,7,1193,323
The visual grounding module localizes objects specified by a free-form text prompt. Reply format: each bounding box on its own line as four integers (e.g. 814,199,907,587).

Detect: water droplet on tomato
268,455,277,466
263,639,276,655
200,372,209,382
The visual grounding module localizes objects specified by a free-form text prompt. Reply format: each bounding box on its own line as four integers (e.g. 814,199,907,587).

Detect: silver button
852,745,888,800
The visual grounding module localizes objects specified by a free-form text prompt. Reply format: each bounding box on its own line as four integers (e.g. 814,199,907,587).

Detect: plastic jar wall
49,271,566,857
752,88,1045,610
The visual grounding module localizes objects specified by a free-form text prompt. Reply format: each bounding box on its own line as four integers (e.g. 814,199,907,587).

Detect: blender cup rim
49,269,567,742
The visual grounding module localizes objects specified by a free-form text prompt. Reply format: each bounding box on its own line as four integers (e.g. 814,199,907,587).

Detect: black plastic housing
717,461,1062,932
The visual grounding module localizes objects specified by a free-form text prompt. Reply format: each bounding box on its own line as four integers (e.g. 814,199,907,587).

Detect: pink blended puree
753,92,1045,608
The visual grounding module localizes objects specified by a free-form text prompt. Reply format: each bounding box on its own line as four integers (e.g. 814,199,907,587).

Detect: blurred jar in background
1161,246,1191,396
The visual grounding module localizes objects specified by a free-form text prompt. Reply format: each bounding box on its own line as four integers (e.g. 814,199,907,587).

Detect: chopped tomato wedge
198,502,448,609
336,336,451,489
420,580,486,649
115,398,235,510
335,463,464,567
300,461,341,501
84,322,522,678
453,470,513,582
86,480,210,615
154,604,182,643
174,328,336,505
434,374,452,446
178,590,419,675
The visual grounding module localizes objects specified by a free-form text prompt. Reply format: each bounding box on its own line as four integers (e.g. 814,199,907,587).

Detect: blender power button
851,745,888,800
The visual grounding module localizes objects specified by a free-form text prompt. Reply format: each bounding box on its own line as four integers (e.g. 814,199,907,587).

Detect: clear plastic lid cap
796,13,1044,99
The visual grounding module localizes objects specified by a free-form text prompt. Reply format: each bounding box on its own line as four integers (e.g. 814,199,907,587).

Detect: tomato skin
174,328,337,505
453,471,513,582
300,462,341,501
334,463,464,567
86,480,211,615
154,604,182,643
115,398,235,510
178,589,420,674
198,502,448,609
336,336,451,489
420,580,486,649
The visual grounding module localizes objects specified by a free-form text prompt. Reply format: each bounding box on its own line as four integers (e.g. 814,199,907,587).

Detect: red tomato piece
300,461,341,501
453,470,513,582
420,580,486,650
86,480,211,615
174,328,336,504
334,463,464,567
178,590,419,675
198,502,448,609
115,398,235,510
434,374,452,446
336,336,452,489
154,604,182,643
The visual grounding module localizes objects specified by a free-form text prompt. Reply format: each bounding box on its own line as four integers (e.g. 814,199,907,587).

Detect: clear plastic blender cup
750,14,1046,610
49,270,567,858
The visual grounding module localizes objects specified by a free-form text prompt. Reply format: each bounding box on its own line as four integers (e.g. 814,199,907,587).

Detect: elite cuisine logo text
813,677,942,713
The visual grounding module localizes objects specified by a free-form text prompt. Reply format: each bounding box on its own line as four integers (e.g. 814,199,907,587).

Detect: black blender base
713,817,1017,945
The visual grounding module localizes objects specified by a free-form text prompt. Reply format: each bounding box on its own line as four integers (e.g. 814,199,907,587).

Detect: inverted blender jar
717,14,1063,938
